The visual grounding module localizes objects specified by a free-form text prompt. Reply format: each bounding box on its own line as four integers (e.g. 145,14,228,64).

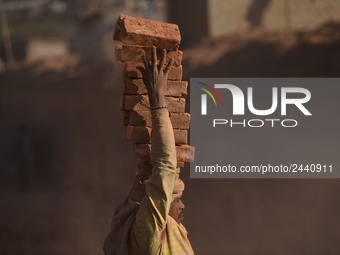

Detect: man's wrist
149,93,166,108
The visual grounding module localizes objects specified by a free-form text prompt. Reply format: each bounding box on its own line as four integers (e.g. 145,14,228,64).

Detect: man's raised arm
130,47,176,254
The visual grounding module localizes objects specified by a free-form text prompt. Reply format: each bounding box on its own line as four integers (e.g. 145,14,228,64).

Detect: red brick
115,45,183,67
170,113,190,129
129,111,190,129
115,45,123,62
123,95,185,112
123,79,187,97
173,129,187,145
176,145,195,162
125,125,187,145
123,62,182,81
113,14,181,51
133,144,195,162
125,125,150,144
177,162,185,168
122,111,130,126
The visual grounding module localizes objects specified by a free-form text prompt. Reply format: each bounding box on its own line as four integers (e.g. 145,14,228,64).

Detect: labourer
103,46,194,255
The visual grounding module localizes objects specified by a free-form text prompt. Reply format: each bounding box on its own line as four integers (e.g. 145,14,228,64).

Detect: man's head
169,194,185,224
169,178,185,224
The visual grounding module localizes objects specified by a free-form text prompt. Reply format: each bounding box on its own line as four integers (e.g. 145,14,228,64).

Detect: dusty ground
1,22,340,255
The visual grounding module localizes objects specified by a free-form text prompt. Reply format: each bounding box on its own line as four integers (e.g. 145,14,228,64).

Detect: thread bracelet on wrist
149,105,168,110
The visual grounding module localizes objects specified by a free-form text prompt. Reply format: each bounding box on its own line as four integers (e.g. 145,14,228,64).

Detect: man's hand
142,46,174,108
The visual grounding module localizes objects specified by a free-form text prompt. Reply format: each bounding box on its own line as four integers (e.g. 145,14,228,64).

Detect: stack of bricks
113,14,194,179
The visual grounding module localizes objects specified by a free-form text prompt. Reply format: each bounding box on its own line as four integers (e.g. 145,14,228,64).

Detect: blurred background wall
0,0,340,255
168,0,340,45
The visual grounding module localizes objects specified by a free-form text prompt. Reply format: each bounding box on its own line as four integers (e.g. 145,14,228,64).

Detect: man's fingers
158,49,166,72
151,46,158,73
143,51,150,72
164,58,174,77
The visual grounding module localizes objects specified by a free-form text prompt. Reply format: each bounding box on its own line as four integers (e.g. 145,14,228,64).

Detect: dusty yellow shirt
130,109,194,255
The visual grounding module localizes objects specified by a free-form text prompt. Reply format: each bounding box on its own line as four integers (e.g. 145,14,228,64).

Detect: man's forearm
150,109,177,172
145,108,177,211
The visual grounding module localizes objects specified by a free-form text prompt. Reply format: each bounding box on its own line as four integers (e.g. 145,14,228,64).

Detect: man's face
169,194,185,224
